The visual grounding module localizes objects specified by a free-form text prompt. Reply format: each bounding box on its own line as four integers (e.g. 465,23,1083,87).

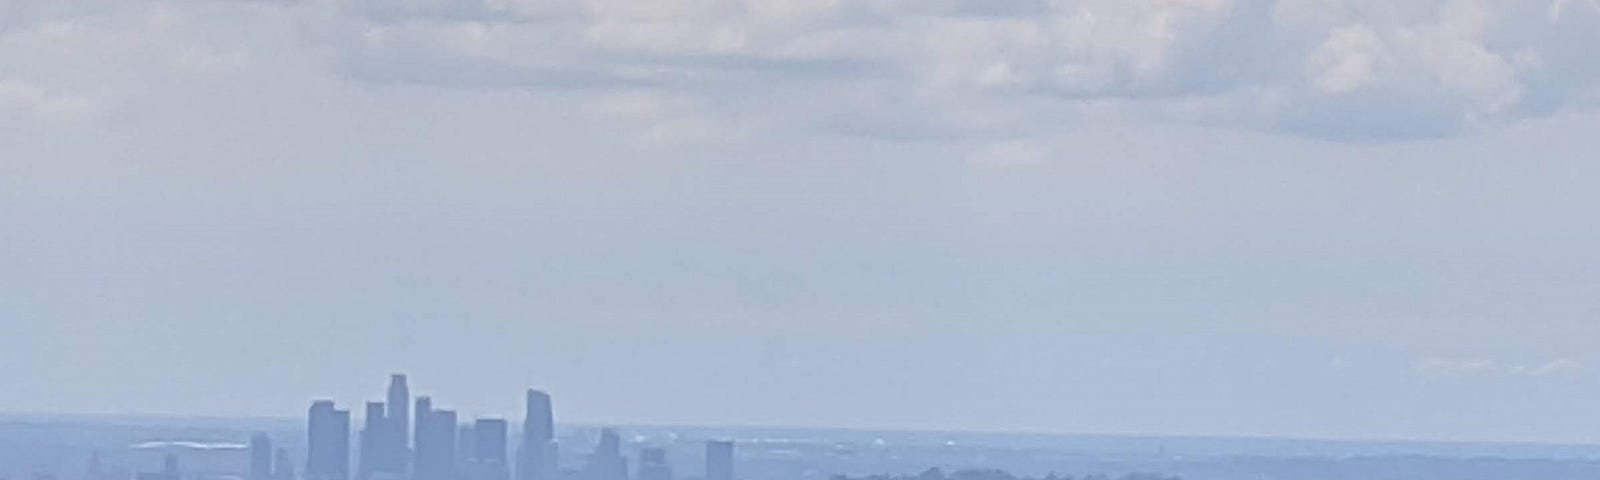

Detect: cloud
1413,357,1501,377
1413,357,1588,378
0,80,102,122
311,0,1600,141
1306,25,1381,94
1510,358,1588,377
4,0,1600,142
0,1,281,124
129,440,247,451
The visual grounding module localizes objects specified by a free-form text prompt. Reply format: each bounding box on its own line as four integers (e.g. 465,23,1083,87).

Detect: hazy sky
6,0,1600,445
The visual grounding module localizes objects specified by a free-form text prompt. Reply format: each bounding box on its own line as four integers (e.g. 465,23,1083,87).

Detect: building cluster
249,375,736,480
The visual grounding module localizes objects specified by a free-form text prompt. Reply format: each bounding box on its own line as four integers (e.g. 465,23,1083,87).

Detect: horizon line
4,410,1600,453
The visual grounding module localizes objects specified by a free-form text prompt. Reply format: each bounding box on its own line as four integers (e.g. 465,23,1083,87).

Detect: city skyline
15,386,1600,480
273,374,737,480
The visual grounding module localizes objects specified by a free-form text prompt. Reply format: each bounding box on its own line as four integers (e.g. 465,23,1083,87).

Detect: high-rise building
360,402,389,479
250,433,274,480
474,419,509,465
458,423,477,475
517,390,556,480
705,441,733,480
540,442,560,480
584,429,627,480
635,448,671,480
308,400,351,480
523,390,554,445
387,374,411,456
414,396,432,455
415,408,458,480
467,419,511,480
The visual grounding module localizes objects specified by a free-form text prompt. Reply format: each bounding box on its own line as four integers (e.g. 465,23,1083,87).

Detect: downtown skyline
268,374,736,480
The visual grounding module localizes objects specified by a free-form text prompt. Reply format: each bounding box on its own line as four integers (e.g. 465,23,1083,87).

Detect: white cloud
1511,358,1587,377
1402,0,1523,120
0,80,102,122
0,1,287,124
1413,357,1589,378
1413,357,1501,377
1307,25,1387,94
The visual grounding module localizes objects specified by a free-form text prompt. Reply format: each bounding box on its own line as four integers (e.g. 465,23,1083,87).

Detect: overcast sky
6,0,1600,445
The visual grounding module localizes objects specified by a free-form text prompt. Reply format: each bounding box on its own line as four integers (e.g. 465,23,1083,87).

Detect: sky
6,0,1600,445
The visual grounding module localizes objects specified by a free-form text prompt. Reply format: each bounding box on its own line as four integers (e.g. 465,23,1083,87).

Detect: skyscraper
387,374,411,457
414,396,432,456
635,448,671,480
517,390,556,480
250,433,273,480
360,402,389,479
522,390,554,445
474,419,509,465
468,419,510,480
308,400,351,480
415,407,458,480
458,423,477,475
705,441,733,480
584,429,627,480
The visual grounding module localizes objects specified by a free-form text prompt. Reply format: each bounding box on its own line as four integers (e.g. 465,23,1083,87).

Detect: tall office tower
704,441,733,480
457,423,477,474
634,448,671,480
250,433,274,480
474,419,509,464
584,429,627,480
360,402,388,479
308,400,352,480
468,419,511,480
387,375,410,452
517,390,556,480
415,409,458,480
274,449,296,480
414,396,432,455
523,391,554,445
540,442,560,480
